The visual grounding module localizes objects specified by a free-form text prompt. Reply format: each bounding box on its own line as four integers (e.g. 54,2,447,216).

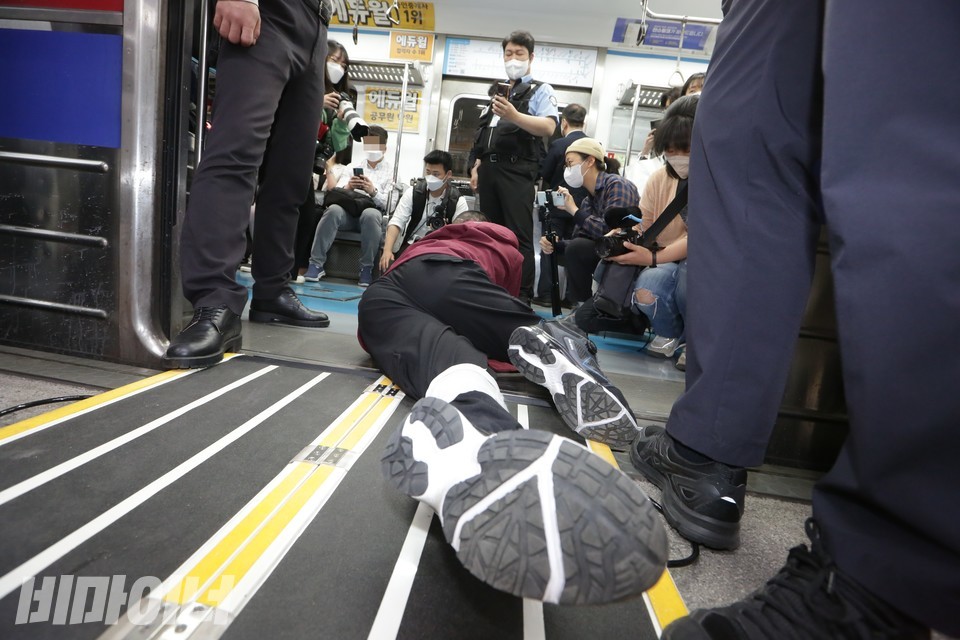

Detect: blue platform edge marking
0,29,122,148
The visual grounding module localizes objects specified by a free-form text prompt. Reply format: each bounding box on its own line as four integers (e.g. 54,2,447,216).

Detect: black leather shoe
163,305,242,369
249,286,330,327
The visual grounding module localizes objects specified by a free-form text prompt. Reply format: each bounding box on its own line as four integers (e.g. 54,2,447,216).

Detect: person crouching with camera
607,95,698,366
538,137,639,306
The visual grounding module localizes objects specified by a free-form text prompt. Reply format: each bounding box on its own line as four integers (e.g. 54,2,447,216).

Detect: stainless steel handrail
387,61,411,214
195,0,212,163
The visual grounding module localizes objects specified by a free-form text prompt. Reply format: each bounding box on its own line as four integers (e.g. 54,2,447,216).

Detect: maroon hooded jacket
385,221,522,296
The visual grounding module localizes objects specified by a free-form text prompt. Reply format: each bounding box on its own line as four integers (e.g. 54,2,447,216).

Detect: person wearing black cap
164,0,333,369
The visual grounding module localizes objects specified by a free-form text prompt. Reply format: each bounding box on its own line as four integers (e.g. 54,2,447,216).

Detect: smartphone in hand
353,167,364,177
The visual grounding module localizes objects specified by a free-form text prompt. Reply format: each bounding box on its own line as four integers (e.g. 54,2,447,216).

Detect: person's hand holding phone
348,168,365,191
555,186,576,215
491,93,518,122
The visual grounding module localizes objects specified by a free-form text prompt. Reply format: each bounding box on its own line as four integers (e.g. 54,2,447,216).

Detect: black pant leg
358,264,488,399
250,20,327,300
665,0,823,467
564,237,601,303
180,1,326,312
292,184,321,273
811,2,960,632
478,160,538,298
358,257,540,398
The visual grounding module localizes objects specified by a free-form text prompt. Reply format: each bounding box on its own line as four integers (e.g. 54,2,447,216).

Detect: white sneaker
381,397,668,605
646,336,682,358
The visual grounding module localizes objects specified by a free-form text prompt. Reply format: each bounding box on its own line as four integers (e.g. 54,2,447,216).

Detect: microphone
603,205,643,230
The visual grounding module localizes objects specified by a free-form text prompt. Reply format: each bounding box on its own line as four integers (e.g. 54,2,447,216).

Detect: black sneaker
381,397,668,605
663,519,930,639
630,425,746,550
507,321,640,448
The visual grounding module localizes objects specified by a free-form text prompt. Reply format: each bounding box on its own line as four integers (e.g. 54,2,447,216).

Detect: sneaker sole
507,326,639,449
162,335,242,369
303,273,324,282
629,436,741,551
248,310,330,328
382,397,668,605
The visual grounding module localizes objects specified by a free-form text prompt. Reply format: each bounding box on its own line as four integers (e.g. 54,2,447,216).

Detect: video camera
595,206,644,259
426,202,450,231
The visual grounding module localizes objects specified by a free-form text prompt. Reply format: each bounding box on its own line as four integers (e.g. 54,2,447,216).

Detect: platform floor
0,274,874,638
1,356,686,639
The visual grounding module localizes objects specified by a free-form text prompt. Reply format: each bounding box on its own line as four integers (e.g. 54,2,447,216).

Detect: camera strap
638,179,687,250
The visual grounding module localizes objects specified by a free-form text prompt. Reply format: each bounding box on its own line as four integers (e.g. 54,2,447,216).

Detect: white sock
425,363,506,411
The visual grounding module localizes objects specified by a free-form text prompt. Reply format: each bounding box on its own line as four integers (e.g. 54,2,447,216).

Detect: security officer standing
164,0,333,369
469,30,559,303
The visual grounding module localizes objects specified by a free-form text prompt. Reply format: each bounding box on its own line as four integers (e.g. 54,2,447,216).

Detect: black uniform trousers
357,256,539,400
477,158,539,299
561,237,602,304
668,0,959,632
180,0,328,315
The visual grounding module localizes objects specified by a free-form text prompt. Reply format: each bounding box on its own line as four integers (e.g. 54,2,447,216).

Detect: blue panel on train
0,28,122,148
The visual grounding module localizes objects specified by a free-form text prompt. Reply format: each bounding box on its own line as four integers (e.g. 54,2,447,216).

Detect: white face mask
365,149,384,163
504,59,529,81
563,162,586,189
425,175,446,192
666,154,690,179
326,61,345,84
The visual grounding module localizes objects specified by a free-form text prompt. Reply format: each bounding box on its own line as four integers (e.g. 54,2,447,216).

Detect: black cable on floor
649,496,702,568
0,395,93,419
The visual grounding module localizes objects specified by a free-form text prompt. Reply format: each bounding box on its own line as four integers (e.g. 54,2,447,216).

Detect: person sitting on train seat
577,95,698,366
360,211,668,605
293,40,361,282
532,103,590,307
469,30,560,303
538,138,640,307
378,150,469,272
304,125,394,287
164,0,334,369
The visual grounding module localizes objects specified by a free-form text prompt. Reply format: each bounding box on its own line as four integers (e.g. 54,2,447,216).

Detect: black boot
249,286,329,327
163,306,242,369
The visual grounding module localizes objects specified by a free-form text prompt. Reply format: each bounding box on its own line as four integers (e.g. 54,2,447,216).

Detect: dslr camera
337,92,369,141
314,140,336,174
595,228,642,259
595,206,645,259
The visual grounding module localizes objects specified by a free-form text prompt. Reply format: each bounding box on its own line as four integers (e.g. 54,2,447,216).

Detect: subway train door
434,78,591,180
0,0,203,368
